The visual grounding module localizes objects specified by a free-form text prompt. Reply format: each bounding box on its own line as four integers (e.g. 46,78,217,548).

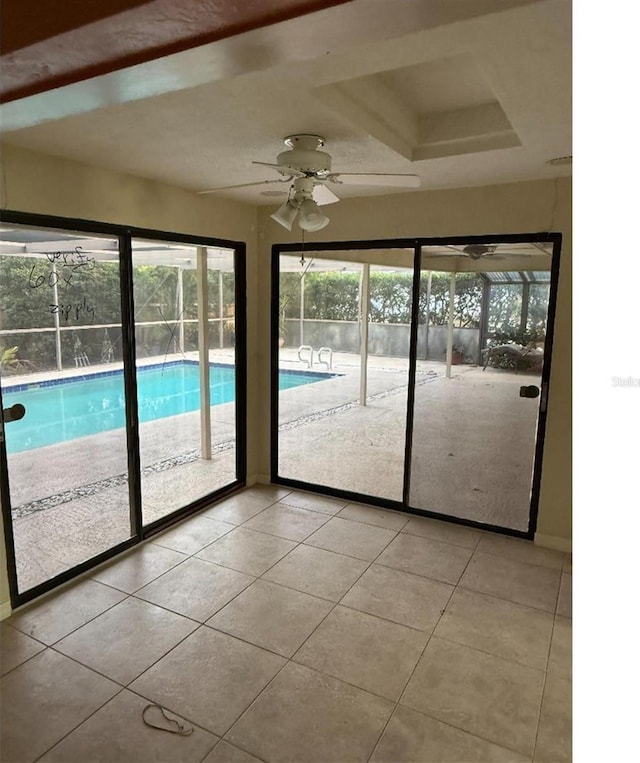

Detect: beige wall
0,145,571,614
0,144,259,615
0,519,10,618
256,177,572,544
0,143,260,463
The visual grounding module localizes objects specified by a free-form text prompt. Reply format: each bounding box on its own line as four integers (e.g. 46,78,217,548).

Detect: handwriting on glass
28,247,96,289
50,297,96,322
44,247,95,269
27,247,97,321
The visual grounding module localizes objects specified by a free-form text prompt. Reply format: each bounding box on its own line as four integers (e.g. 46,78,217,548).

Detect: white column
197,247,211,459
445,271,456,379
177,267,185,353
300,273,305,347
51,262,63,371
359,264,370,405
218,269,224,349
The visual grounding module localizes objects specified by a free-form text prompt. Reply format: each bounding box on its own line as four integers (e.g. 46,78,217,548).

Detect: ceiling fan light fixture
270,200,298,230
298,198,329,231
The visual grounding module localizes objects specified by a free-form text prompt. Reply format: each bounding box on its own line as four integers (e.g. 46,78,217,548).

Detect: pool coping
2,359,340,393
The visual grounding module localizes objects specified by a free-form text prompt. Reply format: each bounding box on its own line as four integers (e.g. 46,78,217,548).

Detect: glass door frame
0,209,247,608
270,232,562,541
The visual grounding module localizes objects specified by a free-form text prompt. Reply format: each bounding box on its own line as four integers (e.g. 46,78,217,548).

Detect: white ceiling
0,0,571,207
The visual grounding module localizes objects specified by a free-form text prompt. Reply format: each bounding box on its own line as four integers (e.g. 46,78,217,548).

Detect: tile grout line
474,546,566,572
4,488,563,762
530,614,565,761
7,582,129,650
367,528,546,763
279,521,426,762
366,560,462,762
2,491,320,761
4,498,295,714
214,520,407,757
97,499,341,631
31,686,130,763
113,496,316,750
456,535,562,615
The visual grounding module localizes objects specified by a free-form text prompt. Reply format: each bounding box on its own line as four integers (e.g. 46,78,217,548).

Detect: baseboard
534,533,572,553
1,600,12,621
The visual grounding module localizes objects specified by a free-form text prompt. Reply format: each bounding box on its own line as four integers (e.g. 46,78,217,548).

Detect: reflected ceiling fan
197,134,420,231
460,244,500,260
458,243,552,261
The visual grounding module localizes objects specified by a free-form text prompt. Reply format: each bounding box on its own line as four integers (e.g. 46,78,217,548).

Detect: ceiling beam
0,0,353,103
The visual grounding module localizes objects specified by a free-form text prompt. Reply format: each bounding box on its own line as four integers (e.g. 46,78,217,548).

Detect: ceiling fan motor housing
277,134,332,175
463,244,496,259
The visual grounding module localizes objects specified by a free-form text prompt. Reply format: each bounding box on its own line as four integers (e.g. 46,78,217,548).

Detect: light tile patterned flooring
0,485,572,762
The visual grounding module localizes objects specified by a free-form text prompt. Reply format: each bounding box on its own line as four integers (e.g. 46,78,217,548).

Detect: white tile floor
0,485,572,762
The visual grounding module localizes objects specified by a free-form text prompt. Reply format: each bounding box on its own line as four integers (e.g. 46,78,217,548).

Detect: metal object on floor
142,704,193,736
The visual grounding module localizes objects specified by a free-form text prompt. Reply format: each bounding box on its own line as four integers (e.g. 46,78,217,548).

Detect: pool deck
3,348,435,590
2,347,540,592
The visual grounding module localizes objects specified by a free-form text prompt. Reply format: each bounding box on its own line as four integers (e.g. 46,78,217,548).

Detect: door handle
2,403,26,422
519,385,540,399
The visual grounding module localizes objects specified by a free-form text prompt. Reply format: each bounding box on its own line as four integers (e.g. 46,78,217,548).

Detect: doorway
407,242,555,532
271,235,561,537
274,247,414,502
0,212,246,606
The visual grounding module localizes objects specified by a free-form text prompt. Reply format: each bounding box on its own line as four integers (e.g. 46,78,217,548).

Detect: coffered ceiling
0,0,571,206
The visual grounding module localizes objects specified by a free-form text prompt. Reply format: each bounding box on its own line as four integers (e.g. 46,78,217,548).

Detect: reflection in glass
409,249,552,530
0,225,131,592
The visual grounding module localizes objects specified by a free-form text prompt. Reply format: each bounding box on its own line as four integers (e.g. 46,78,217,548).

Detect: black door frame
270,232,562,540
0,209,247,608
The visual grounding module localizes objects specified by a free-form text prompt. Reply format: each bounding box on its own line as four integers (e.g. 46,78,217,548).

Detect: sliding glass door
408,245,553,531
0,224,133,594
272,237,560,537
131,240,239,526
274,248,414,502
0,213,245,606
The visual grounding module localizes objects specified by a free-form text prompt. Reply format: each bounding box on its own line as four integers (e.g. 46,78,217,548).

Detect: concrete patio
3,347,542,593
277,349,542,530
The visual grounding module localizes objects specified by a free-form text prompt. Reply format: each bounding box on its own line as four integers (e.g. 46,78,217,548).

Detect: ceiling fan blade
197,178,289,195
252,161,305,178
313,184,340,206
329,172,420,188
252,161,285,171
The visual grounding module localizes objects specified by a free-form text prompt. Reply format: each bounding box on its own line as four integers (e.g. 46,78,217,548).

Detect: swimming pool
2,361,336,453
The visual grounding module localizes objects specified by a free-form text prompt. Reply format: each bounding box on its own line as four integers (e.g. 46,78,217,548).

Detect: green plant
0,345,19,369
0,344,34,374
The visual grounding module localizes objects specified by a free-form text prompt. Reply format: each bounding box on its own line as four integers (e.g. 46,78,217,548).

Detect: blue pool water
2,362,333,453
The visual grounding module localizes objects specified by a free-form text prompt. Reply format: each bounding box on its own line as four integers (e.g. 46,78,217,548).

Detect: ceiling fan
461,244,500,260
197,134,421,231
458,243,553,261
